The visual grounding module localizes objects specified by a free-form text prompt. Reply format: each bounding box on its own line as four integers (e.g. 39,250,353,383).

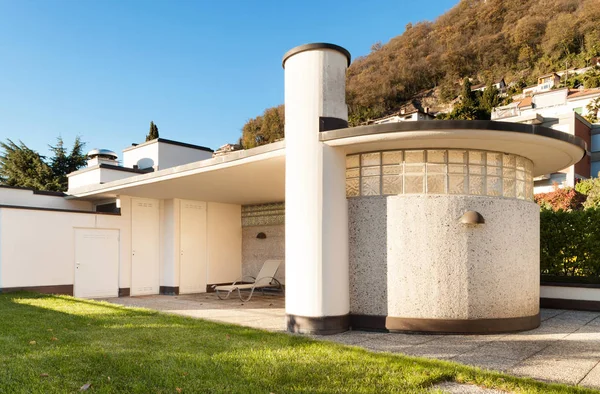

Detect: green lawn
0,293,595,394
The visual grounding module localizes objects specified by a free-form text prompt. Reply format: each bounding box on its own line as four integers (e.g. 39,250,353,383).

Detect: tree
0,137,87,192
241,0,600,130
241,105,284,148
146,121,159,141
0,139,57,191
534,185,586,212
460,78,477,109
586,97,600,123
48,136,87,191
480,82,501,112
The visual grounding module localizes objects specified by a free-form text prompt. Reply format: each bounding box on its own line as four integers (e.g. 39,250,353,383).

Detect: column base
286,314,350,335
350,313,540,334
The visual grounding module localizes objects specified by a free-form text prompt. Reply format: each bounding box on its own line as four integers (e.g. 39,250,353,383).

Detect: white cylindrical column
283,43,351,334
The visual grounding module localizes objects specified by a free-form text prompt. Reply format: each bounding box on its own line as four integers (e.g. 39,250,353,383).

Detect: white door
74,229,119,298
179,200,207,294
131,198,160,296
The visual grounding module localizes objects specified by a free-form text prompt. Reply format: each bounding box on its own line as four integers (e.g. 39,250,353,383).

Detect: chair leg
216,289,233,300
239,287,255,302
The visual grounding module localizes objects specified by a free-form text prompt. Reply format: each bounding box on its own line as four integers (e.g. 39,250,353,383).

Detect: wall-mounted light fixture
256,232,267,239
459,211,485,225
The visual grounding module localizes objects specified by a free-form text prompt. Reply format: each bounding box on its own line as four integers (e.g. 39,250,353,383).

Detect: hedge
540,208,600,278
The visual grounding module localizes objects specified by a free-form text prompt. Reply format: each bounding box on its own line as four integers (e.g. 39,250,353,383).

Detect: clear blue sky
0,0,457,159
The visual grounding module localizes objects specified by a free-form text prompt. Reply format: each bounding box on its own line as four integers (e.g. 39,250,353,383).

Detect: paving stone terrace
105,294,600,390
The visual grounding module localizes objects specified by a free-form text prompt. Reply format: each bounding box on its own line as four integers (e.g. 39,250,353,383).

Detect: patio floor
104,293,600,390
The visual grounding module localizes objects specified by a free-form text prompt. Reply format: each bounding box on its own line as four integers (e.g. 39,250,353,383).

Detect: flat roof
122,138,213,153
320,120,586,177
69,141,285,205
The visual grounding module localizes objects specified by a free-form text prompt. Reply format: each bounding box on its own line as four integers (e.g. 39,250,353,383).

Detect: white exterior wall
284,46,350,327
99,169,139,184
123,143,159,170
0,188,93,211
68,169,102,191
123,141,212,171
158,143,212,169
0,207,127,289
541,285,600,302
68,167,137,191
162,199,180,288
206,202,242,284
0,194,245,295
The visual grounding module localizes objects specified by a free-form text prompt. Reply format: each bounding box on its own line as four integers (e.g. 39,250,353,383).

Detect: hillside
241,0,600,147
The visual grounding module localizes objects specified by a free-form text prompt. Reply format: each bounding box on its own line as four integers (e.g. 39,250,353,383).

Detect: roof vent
86,149,119,167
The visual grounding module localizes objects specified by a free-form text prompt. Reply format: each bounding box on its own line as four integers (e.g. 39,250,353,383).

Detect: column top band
282,43,351,68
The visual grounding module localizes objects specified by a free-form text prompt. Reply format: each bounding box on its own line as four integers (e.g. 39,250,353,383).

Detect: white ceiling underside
70,145,286,205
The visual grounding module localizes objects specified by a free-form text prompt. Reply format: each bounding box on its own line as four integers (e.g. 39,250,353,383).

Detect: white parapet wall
122,139,213,171
0,186,93,211
541,284,600,311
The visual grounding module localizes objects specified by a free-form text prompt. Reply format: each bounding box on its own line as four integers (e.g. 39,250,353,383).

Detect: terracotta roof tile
518,97,533,108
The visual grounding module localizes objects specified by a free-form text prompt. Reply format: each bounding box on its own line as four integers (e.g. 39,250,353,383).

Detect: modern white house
0,43,589,335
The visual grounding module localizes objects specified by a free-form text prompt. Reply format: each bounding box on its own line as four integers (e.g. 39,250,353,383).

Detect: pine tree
0,139,57,191
0,137,87,192
146,121,159,141
460,78,477,109
480,82,501,112
48,136,87,191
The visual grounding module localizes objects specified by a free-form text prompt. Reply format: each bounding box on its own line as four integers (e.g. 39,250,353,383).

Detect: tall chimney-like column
283,43,351,334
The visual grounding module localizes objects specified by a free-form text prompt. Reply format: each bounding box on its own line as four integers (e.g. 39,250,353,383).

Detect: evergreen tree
460,78,477,109
146,121,159,141
0,137,87,192
480,82,501,113
48,136,87,191
0,139,57,191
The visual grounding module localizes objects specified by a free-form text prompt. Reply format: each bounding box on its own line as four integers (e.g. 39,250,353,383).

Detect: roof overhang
320,120,586,177
68,141,285,205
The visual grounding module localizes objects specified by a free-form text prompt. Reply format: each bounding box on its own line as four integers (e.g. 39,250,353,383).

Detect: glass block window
345,149,534,201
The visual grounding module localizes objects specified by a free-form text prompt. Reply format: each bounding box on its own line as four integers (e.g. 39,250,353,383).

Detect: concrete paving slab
553,310,600,325
402,342,481,360
452,353,521,372
579,362,600,389
540,309,566,321
457,340,548,361
510,360,595,385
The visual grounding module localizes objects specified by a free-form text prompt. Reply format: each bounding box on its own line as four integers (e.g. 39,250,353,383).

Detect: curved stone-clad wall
349,192,540,333
387,195,539,331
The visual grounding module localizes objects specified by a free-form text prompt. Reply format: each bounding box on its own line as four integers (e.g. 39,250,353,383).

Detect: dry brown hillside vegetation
241,0,600,148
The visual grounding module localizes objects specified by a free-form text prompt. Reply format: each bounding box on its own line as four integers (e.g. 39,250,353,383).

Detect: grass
0,293,596,394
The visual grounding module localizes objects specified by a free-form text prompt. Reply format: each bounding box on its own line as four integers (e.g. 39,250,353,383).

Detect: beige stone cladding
242,203,285,284
348,194,539,321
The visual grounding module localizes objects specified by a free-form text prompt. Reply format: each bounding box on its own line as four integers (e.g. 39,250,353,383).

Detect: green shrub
540,208,600,278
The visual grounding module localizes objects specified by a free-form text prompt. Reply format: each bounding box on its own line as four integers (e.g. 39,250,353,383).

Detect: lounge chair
212,259,283,301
